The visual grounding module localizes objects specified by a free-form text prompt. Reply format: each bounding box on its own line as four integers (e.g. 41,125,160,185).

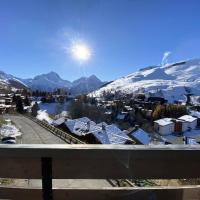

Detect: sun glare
70,42,91,61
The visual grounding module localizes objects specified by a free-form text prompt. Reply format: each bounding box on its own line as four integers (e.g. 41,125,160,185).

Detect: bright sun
70,42,91,61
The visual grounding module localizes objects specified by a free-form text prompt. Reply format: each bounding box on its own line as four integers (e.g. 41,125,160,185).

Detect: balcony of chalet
0,144,200,200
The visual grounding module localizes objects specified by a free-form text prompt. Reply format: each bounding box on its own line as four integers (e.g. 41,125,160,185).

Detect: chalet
171,119,188,133
64,117,98,143
62,117,133,144
178,115,197,130
154,118,174,135
190,111,200,128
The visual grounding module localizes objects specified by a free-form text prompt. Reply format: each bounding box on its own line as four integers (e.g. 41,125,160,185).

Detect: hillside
90,59,200,103
0,71,28,91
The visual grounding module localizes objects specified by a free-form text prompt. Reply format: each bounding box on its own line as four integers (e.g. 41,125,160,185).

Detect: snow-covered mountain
21,72,104,94
0,71,28,90
90,59,200,103
22,71,72,91
0,70,104,95
70,75,104,95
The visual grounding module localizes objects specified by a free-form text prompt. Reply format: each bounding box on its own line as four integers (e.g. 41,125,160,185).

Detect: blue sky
0,0,200,81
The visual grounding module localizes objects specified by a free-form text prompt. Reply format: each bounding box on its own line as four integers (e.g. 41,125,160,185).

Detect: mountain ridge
90,58,200,103
0,70,104,95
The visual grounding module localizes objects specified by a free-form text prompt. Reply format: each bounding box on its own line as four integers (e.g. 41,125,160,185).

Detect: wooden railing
0,144,200,200
25,115,84,144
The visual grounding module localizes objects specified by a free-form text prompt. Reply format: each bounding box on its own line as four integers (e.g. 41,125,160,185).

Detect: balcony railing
0,144,200,200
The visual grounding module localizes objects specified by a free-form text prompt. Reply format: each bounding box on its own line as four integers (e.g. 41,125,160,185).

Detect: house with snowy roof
190,111,200,128
64,117,99,143
91,124,133,144
178,115,197,130
170,119,188,133
154,118,174,135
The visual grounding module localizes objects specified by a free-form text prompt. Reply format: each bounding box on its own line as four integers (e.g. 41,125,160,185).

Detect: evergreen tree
31,102,39,117
24,96,31,106
16,96,24,113
12,94,17,104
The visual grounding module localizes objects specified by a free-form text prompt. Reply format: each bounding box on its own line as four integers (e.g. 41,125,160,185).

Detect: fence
0,144,200,200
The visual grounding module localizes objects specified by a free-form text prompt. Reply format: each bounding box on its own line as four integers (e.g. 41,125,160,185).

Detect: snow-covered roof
65,117,132,144
65,118,97,137
154,118,174,126
178,115,197,123
190,111,200,118
52,117,66,126
92,124,132,144
130,128,151,144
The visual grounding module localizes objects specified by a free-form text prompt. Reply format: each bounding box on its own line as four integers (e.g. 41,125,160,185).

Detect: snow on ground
36,110,53,124
89,59,200,103
191,96,200,105
0,121,22,138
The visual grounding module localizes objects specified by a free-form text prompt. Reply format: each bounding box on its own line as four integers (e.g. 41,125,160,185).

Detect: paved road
2,114,111,188
5,115,66,144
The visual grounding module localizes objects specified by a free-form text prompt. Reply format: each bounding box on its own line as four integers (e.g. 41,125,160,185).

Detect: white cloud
162,51,171,66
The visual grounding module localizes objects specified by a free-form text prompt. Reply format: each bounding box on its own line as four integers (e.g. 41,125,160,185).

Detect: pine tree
24,96,31,106
31,102,39,117
16,97,24,113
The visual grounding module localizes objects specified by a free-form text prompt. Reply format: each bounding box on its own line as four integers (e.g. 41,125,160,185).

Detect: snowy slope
0,71,28,90
90,59,200,103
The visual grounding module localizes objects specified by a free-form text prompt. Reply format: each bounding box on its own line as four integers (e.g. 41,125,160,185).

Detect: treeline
152,104,187,120
32,88,68,97
68,96,105,123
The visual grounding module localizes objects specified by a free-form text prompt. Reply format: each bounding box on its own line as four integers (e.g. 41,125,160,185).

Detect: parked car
2,136,16,144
